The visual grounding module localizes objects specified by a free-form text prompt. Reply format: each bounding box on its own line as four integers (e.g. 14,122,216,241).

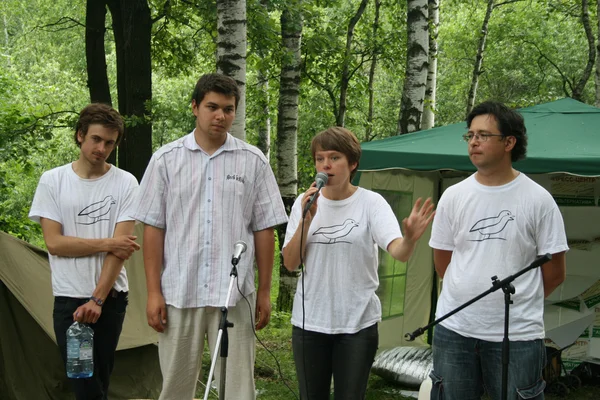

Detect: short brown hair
74,103,124,147
311,127,362,181
192,73,240,109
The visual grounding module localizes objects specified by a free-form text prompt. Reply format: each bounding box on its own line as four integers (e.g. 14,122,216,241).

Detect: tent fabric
0,224,158,350
359,98,600,177
0,225,161,399
358,170,438,349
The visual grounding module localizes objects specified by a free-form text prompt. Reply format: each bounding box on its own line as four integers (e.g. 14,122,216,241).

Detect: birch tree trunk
596,0,600,107
466,0,494,116
398,0,429,134
572,0,596,101
256,71,270,159
275,0,302,312
422,0,439,130
217,0,246,140
366,0,381,142
337,0,370,127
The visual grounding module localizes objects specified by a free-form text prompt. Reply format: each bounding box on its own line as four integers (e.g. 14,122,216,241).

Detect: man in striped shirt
133,73,288,400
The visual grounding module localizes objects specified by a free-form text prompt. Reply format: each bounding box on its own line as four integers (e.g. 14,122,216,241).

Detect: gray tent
0,225,162,400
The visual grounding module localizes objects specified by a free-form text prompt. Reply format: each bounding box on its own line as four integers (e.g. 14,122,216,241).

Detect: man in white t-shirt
429,101,568,400
29,103,140,400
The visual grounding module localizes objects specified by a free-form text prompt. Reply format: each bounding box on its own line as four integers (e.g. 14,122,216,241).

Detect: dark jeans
292,324,378,400
430,324,546,400
53,290,128,400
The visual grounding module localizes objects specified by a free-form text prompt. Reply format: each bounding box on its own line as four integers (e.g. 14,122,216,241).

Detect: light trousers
158,292,257,400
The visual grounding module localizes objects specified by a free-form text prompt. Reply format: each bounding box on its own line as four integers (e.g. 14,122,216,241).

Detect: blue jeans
430,324,546,400
53,291,128,400
292,324,378,400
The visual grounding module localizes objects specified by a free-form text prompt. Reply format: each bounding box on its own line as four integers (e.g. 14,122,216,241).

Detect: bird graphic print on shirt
468,210,514,241
312,218,359,244
77,195,116,225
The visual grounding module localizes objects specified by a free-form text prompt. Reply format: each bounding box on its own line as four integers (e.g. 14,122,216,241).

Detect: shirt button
208,199,211,203
207,220,211,223
208,177,212,180
206,241,209,245
205,263,209,267
204,284,208,288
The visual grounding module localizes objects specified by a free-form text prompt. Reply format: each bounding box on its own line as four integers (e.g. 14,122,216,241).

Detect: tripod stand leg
219,356,227,400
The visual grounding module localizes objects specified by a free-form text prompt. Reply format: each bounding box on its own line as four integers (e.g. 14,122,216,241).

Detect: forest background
1,0,599,398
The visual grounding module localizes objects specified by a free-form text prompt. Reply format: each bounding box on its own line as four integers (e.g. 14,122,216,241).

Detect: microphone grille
235,240,247,252
315,172,328,186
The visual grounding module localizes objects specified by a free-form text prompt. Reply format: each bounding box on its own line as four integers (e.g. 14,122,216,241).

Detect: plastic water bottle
66,321,94,378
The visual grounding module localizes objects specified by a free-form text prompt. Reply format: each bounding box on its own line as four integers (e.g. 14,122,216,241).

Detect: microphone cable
299,200,309,399
236,266,300,400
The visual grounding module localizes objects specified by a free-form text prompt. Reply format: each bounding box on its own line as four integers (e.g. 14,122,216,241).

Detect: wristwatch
90,296,104,306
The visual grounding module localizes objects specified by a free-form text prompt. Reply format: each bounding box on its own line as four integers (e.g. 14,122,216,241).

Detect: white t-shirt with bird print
283,187,402,334
29,163,139,298
430,173,568,341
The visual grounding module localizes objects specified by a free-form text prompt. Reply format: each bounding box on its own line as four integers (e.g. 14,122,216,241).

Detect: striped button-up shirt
134,131,288,308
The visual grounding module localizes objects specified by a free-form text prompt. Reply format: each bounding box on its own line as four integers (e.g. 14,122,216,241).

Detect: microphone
303,172,328,217
231,241,247,265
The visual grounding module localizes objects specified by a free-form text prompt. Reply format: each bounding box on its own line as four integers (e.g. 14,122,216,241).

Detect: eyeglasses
462,133,505,143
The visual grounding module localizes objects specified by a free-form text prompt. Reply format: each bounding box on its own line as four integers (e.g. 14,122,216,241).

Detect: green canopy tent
359,98,600,176
357,99,600,362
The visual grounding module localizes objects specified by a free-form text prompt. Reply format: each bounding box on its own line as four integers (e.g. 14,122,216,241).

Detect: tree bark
256,71,270,159
275,0,302,312
107,0,152,181
85,0,111,106
398,0,429,134
337,0,370,127
465,0,494,117
217,0,247,140
572,0,595,101
365,0,381,142
422,0,439,130
596,0,600,107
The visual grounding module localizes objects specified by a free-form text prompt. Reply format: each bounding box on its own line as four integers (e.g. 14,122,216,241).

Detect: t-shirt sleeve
29,172,62,224
117,173,140,223
428,191,455,251
536,195,569,255
369,193,402,251
250,162,288,232
132,154,168,229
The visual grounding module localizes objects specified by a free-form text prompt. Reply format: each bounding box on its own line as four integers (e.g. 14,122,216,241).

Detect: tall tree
255,72,271,159
106,0,152,182
366,0,381,142
465,0,494,116
596,0,600,107
337,0,370,127
217,0,247,140
525,0,595,102
572,0,595,101
85,0,111,106
275,0,303,312
398,0,429,134
422,0,439,130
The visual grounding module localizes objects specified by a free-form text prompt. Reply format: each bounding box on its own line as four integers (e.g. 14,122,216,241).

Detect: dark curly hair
467,101,528,162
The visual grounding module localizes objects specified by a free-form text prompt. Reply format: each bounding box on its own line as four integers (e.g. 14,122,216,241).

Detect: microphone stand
203,258,240,400
405,253,552,400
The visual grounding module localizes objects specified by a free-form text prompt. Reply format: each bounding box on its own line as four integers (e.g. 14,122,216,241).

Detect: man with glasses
428,101,568,400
